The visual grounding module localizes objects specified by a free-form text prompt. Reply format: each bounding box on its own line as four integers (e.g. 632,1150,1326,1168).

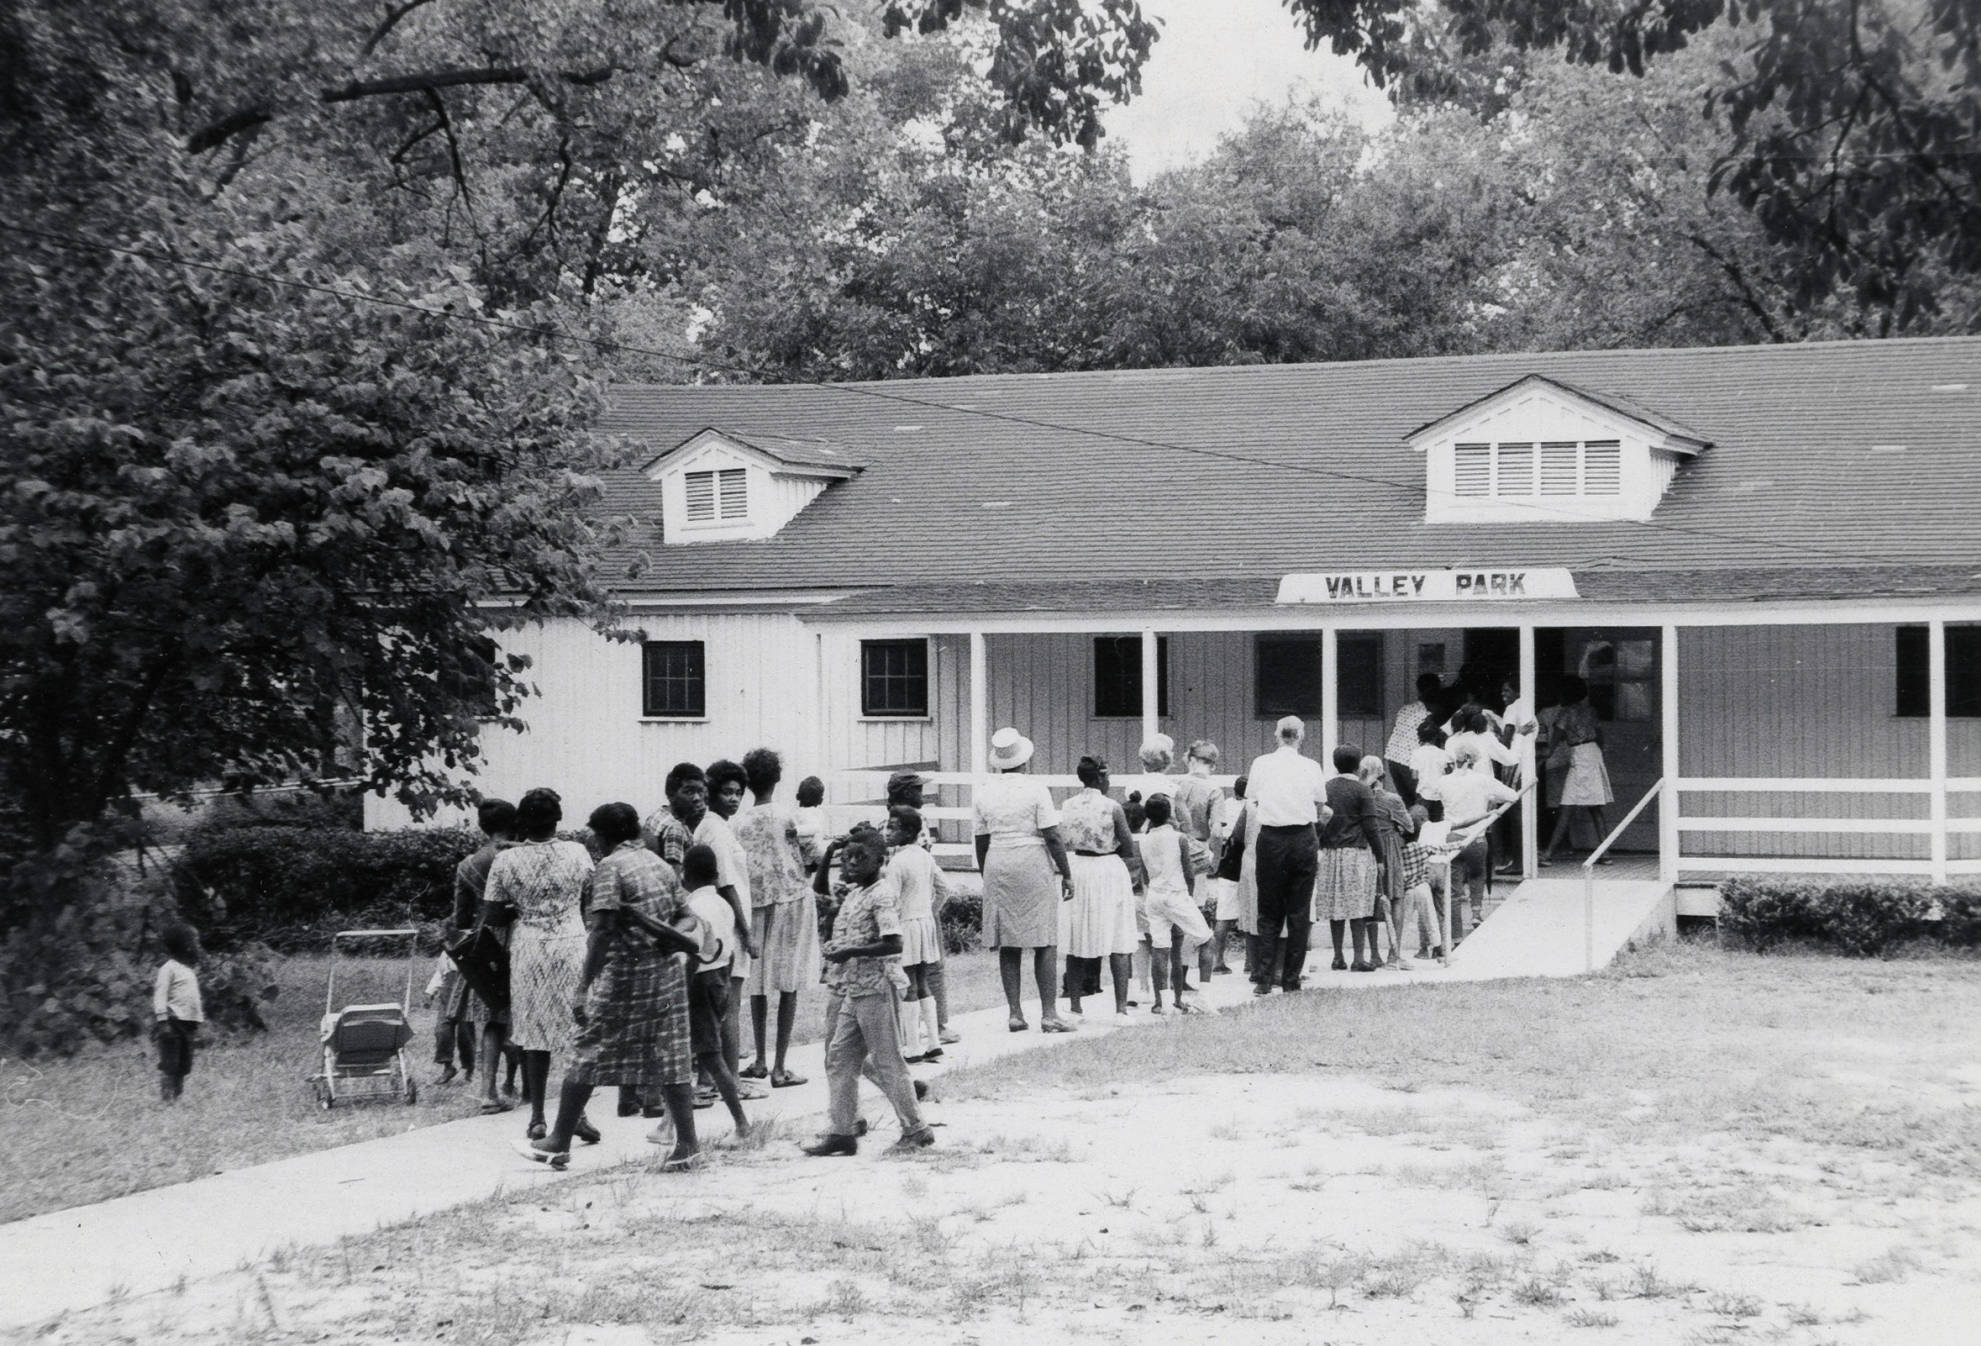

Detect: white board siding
984,631,1388,781
1676,624,1981,861
365,613,816,831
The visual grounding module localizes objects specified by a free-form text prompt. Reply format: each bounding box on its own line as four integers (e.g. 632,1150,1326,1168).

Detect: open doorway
1534,627,1662,854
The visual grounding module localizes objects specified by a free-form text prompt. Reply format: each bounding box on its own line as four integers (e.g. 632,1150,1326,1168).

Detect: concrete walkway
0,874,1666,1333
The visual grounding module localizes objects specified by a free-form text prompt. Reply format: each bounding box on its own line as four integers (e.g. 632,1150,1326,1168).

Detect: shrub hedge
173,824,483,953
1717,877,1979,956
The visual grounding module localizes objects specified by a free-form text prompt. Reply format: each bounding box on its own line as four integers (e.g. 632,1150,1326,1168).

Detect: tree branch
360,0,441,59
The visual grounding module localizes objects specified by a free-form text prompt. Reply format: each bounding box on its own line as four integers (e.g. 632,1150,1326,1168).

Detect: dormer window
643,428,865,545
1410,376,1709,524
685,468,748,523
1454,440,1622,500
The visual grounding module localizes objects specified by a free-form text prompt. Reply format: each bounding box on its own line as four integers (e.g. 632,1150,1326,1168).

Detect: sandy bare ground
33,1058,1981,1346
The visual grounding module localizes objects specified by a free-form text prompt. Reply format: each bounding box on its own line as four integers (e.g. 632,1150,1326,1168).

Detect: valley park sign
1276,568,1581,604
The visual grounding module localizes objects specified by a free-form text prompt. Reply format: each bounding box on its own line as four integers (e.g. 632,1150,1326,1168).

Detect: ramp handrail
1582,777,1664,973
1427,780,1536,967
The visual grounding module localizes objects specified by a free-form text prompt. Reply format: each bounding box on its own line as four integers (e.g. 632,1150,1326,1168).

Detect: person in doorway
153,923,203,1102
1385,673,1446,806
733,748,816,1089
485,787,594,1143
973,727,1077,1032
1057,755,1143,1018
515,804,707,1171
885,770,959,1045
1315,745,1385,972
1242,716,1330,996
803,828,935,1156
1541,675,1615,866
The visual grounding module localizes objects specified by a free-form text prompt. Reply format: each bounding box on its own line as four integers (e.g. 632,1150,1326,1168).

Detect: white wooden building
368,337,1981,887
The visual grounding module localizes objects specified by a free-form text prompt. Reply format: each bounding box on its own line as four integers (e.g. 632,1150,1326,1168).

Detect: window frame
1895,624,1981,718
1254,633,1323,718
1093,635,1170,719
860,638,931,719
641,640,707,720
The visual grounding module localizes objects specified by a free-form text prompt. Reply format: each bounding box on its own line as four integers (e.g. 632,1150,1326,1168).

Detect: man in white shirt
1243,716,1331,996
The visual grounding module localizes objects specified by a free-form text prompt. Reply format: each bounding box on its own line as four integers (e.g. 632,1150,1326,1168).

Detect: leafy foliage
174,824,484,953
0,843,277,1057
1716,877,1966,957
1282,0,1981,322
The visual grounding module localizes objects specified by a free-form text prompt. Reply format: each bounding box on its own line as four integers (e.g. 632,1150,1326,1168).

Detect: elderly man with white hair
1242,716,1331,995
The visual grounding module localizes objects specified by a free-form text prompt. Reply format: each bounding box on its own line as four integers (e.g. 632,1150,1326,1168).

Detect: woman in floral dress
516,802,705,1170
485,787,594,1141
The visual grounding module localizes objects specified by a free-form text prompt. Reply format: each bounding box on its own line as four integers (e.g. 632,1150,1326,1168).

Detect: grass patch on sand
0,949,1008,1223
933,942,1981,1178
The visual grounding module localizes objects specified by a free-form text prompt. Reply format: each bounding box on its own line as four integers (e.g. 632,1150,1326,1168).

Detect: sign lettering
1276,568,1579,604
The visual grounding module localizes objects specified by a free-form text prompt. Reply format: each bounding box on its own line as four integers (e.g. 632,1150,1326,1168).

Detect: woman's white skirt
1059,853,1141,958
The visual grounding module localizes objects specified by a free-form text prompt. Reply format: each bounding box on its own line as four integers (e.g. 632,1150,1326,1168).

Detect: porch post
969,630,989,777
1320,626,1339,769
1661,623,1680,886
1140,626,1161,747
1930,619,1949,885
1518,624,1537,880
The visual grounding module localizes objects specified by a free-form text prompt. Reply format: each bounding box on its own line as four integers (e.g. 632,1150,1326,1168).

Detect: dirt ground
36,1060,1981,1346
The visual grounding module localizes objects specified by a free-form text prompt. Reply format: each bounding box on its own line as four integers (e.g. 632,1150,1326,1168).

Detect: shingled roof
586,336,1981,609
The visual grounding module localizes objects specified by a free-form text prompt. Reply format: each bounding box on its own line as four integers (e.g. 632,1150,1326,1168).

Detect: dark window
1338,634,1384,718
862,639,929,717
1896,625,1981,717
642,640,706,718
1094,636,1169,718
1255,635,1323,717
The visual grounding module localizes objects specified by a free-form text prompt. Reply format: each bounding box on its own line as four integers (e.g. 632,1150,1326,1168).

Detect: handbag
1214,807,1248,883
444,923,511,1011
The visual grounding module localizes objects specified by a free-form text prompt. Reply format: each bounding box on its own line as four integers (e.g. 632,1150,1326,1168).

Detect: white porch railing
1583,778,1665,973
1671,776,1981,881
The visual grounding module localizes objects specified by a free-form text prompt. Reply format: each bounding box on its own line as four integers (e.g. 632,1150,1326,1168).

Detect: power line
0,220,1935,570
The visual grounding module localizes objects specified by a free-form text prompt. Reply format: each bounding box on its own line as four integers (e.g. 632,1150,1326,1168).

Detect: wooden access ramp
1439,873,1677,980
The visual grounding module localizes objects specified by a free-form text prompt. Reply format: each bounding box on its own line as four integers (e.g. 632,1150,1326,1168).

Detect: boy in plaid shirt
802,827,933,1156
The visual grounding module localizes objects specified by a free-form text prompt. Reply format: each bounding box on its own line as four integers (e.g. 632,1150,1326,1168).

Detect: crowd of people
425,750,950,1169
402,667,1613,1164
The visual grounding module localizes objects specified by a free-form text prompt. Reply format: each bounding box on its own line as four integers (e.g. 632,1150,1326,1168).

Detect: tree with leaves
1282,0,1981,326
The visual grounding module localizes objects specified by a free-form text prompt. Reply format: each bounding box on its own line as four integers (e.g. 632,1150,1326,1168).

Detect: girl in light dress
885,805,949,1061
1057,755,1143,1018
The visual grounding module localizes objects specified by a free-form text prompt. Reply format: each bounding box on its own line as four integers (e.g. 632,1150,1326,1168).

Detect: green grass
933,941,1981,1178
0,948,1010,1223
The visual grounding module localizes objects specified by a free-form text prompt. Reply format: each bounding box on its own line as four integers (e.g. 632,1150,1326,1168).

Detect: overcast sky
1102,0,1394,180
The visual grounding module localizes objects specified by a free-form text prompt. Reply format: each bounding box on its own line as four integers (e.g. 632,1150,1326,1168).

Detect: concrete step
1447,875,1675,979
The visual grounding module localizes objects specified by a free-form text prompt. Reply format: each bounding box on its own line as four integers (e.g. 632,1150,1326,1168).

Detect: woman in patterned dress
485,787,594,1141
515,803,707,1170
1358,755,1415,969
1057,755,1143,1018
733,747,818,1088
973,727,1076,1033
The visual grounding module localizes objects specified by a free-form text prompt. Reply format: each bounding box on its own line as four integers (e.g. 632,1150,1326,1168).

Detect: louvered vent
1496,442,1534,496
1454,443,1490,496
1539,441,1579,495
1584,441,1621,494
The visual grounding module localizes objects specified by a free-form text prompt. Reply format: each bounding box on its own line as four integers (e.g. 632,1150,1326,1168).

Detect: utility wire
0,219,1947,571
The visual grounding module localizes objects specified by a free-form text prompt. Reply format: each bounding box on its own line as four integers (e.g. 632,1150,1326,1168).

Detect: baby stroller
309,928,421,1108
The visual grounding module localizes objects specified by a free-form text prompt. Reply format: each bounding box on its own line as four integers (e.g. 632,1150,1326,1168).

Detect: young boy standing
678,844,751,1142
153,924,204,1102
1138,795,1213,1016
802,828,933,1156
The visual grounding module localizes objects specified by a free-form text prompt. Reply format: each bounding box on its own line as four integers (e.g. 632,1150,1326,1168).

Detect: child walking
885,805,947,1062
678,844,751,1142
153,923,204,1102
803,827,933,1156
1137,795,1213,1016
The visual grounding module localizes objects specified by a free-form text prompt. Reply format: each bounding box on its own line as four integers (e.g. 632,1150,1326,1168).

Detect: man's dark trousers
1251,822,1318,990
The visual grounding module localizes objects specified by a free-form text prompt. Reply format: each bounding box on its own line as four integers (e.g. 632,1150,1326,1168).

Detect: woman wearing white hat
972,727,1077,1032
